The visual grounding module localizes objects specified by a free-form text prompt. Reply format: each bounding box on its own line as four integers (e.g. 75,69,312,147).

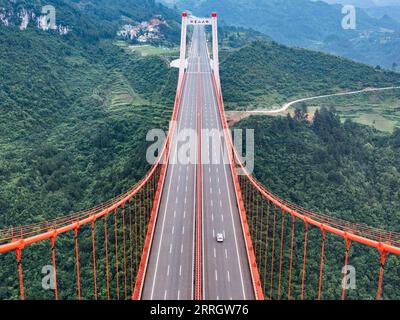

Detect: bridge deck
142,25,254,300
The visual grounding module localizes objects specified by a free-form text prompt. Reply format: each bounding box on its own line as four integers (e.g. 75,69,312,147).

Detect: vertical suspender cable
91,220,98,300
114,208,120,300
277,210,285,300
122,203,128,300
259,198,264,267
377,250,387,300
341,238,351,300
300,221,309,300
287,215,295,300
263,199,270,296
129,199,134,295
50,236,58,300
74,227,81,300
104,214,110,300
269,205,277,300
317,228,326,300
16,248,25,300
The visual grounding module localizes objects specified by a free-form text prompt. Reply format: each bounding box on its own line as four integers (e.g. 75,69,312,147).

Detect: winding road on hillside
229,86,400,117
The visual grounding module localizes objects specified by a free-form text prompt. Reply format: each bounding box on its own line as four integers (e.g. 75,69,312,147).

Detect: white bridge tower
171,12,220,94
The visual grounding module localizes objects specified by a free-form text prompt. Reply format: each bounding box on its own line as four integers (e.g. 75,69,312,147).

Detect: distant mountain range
0,0,180,43
322,0,400,8
163,0,400,69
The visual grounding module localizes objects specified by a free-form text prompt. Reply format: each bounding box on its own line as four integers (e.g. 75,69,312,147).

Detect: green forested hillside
1,0,400,299
170,0,400,68
235,109,400,299
0,27,178,228
220,40,400,110
0,0,180,43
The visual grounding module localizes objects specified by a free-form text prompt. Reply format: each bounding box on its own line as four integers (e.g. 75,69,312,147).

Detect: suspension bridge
1,12,400,300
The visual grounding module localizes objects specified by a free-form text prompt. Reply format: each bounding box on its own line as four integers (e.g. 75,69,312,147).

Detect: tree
294,102,308,122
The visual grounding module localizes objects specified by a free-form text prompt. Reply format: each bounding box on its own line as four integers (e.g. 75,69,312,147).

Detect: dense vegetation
0,0,180,44
0,27,177,228
0,0,180,298
1,0,400,299
220,40,400,110
235,108,400,299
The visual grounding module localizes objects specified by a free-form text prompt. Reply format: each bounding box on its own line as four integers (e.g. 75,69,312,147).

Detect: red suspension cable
50,236,58,300
129,199,134,295
287,215,295,300
114,209,120,300
259,197,264,267
269,205,277,300
300,221,309,300
263,199,270,296
122,203,128,300
255,193,260,251
377,250,387,300
341,238,351,300
74,227,81,300
91,220,98,300
277,210,285,300
104,214,110,300
317,228,326,300
15,248,24,300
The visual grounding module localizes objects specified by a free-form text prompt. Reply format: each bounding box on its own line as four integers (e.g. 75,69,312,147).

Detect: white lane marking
164,290,167,300
179,265,182,277
185,185,188,192
176,197,178,204
218,188,221,195
178,290,180,300
185,197,187,204
174,210,176,218
212,213,214,221
213,229,215,238
220,200,222,207
184,211,186,219
217,296,220,300
221,215,224,222
167,265,170,276
182,226,185,235
172,226,174,235
181,244,184,253
215,269,218,281
225,249,228,259
207,74,247,300
170,244,173,254
227,271,231,282
214,247,216,258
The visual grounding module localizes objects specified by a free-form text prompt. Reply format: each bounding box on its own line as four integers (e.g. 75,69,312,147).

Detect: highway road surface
142,25,254,300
